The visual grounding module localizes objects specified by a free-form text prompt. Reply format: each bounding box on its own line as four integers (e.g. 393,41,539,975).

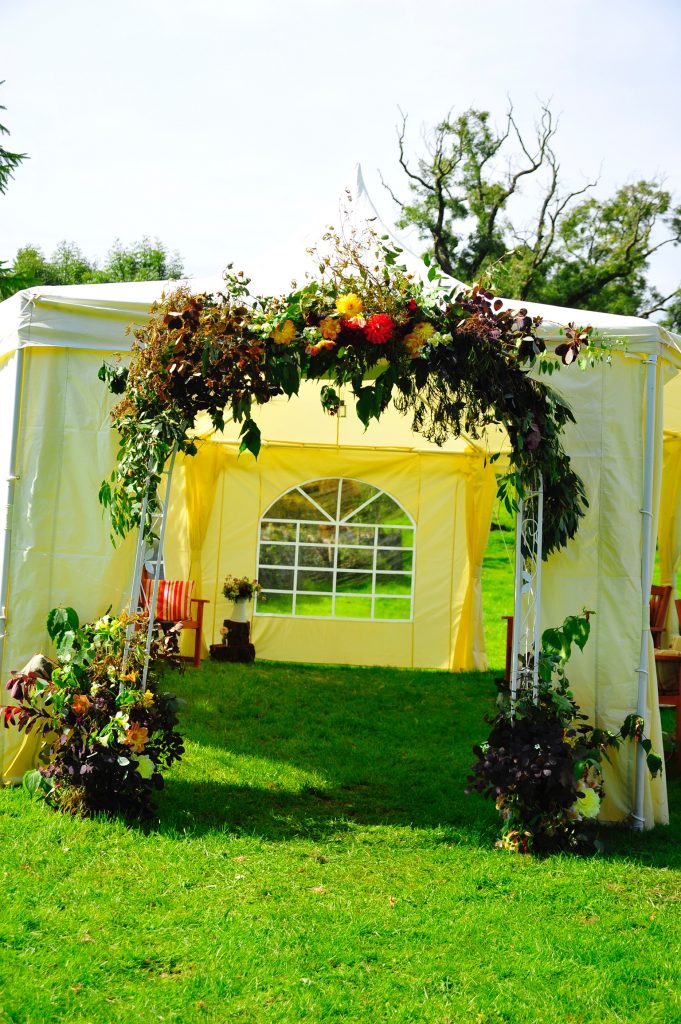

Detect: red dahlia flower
365,313,394,345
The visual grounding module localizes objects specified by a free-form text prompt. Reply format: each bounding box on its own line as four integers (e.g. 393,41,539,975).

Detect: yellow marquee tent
0,169,679,825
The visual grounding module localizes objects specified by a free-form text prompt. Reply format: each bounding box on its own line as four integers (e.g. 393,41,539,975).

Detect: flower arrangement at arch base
3,607,184,818
467,612,663,855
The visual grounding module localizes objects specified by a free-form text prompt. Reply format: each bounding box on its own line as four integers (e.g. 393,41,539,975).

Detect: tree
0,83,32,300
101,237,184,282
9,237,185,294
383,105,681,330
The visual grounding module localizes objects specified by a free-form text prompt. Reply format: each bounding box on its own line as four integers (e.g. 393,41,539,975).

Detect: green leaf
23,769,48,800
238,418,261,458
562,614,590,651
46,606,79,645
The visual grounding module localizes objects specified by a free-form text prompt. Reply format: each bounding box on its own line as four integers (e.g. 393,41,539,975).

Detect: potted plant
222,575,262,623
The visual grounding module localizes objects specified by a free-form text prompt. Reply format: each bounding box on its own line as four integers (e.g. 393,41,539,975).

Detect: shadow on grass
157,776,498,847
136,660,681,865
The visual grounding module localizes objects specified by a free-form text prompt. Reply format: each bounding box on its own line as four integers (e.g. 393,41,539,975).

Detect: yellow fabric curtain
659,432,681,634
0,727,40,786
182,442,230,599
452,459,498,670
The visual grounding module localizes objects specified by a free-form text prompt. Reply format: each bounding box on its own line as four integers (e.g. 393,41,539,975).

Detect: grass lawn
1,658,679,1024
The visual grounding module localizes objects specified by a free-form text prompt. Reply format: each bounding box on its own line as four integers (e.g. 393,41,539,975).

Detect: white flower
113,711,129,733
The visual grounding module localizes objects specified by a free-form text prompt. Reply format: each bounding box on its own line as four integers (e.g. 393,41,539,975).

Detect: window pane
337,546,374,570
299,545,334,568
258,478,414,621
338,525,375,546
335,596,372,619
374,597,411,619
336,570,372,594
259,543,295,566
301,479,340,517
261,521,297,543
300,523,336,544
265,490,331,522
295,595,332,617
346,492,411,525
377,527,413,548
339,479,379,519
259,567,294,591
297,569,333,593
375,572,412,595
376,548,413,572
257,592,292,614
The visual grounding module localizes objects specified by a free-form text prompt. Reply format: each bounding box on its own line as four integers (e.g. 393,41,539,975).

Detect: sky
1,0,680,298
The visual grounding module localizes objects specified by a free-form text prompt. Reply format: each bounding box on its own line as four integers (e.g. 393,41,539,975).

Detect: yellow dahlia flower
571,783,600,820
271,319,296,345
319,317,341,340
336,293,363,318
135,754,155,779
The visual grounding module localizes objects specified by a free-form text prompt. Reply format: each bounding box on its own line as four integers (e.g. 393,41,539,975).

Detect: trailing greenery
468,613,663,854
99,228,593,557
4,608,184,818
0,661,678,1024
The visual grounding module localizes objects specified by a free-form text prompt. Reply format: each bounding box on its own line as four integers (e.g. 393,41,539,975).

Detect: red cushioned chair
650,585,672,649
142,574,209,669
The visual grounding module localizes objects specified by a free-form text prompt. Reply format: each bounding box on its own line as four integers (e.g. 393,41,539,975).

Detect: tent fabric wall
171,440,493,671
538,356,667,826
1,347,136,680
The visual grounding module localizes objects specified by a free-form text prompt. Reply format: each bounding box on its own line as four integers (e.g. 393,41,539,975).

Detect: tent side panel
195,444,476,669
541,358,668,824
4,348,135,675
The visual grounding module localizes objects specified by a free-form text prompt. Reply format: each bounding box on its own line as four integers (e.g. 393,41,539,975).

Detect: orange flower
124,723,149,753
319,317,341,341
71,694,90,716
403,322,434,356
305,339,336,356
271,319,296,345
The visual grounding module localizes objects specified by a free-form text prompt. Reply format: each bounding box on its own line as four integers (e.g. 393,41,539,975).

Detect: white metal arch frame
510,480,544,711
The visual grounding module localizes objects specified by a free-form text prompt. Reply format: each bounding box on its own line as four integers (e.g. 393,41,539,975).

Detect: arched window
256,478,414,620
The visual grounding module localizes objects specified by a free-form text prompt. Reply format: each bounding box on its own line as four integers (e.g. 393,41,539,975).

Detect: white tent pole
509,496,525,714
0,342,25,679
532,479,544,704
633,354,658,831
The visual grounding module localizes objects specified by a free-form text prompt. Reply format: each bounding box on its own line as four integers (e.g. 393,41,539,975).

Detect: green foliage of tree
101,237,185,282
384,104,681,329
10,237,185,294
0,83,30,300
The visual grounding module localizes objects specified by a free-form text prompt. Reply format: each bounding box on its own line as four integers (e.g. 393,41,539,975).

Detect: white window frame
255,477,416,622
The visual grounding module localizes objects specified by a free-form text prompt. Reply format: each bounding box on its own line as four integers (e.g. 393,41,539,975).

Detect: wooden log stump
210,618,255,663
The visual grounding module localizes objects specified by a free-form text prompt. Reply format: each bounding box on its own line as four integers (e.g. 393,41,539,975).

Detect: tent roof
1,165,680,372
